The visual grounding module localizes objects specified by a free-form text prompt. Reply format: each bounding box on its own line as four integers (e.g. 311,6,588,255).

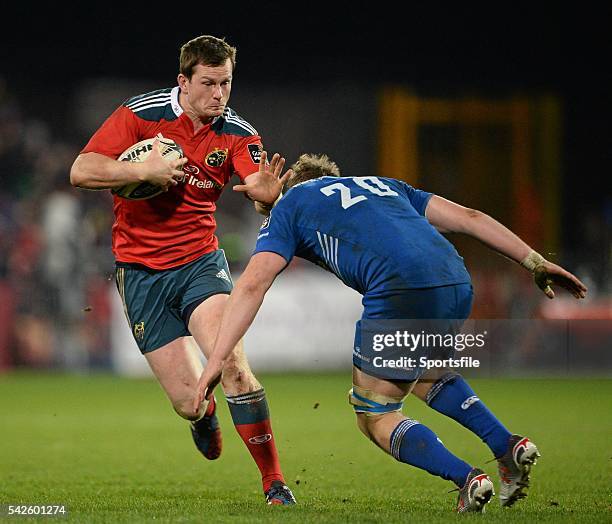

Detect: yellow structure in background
378,88,561,258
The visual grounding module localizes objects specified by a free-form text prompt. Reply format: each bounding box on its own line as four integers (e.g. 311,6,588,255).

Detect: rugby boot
264,481,297,505
456,468,495,513
497,434,540,507
190,395,222,460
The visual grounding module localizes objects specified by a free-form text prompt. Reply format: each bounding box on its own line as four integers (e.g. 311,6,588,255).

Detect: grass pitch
1,373,610,523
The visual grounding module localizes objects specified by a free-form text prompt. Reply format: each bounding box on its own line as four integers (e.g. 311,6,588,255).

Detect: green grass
1,373,610,522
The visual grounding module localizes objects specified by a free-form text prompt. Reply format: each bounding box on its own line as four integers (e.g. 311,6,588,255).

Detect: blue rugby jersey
253,176,471,296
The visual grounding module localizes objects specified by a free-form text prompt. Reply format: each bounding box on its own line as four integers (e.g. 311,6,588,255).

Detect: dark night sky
4,5,611,241
9,7,606,87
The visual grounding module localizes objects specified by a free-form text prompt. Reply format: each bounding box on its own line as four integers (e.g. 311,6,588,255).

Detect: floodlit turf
1,372,610,523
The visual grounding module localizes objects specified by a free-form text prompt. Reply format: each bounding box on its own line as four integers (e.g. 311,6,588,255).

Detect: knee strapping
425,372,461,405
348,385,406,416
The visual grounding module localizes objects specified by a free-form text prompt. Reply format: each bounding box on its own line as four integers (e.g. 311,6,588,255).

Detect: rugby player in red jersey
70,35,295,505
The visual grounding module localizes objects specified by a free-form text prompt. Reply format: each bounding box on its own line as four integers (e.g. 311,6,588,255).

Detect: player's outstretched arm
425,195,587,300
235,151,293,207
193,252,288,410
70,140,187,190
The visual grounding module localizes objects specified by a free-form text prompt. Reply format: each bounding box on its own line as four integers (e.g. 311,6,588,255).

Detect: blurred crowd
0,81,610,372
0,82,260,372
0,82,115,370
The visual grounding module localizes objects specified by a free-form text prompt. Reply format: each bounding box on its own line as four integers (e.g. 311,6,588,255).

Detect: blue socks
426,373,511,458
390,418,472,487
387,373,512,487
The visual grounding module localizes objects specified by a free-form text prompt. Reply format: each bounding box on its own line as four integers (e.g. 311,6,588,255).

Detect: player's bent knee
355,413,370,437
172,398,202,421
355,411,398,443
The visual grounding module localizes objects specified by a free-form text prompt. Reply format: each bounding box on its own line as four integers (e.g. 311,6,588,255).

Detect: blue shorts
353,283,474,375
114,249,233,353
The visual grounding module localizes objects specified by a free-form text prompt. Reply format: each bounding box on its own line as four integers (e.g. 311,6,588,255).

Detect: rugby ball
112,137,184,200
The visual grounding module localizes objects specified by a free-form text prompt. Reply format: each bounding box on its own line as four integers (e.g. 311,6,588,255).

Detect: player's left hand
533,260,588,300
194,362,223,413
234,150,293,206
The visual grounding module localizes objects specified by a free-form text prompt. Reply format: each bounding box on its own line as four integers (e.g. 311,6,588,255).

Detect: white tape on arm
520,250,547,272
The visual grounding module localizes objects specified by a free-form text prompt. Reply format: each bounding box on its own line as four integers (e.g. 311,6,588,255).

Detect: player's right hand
533,261,588,300
194,362,223,413
140,139,188,191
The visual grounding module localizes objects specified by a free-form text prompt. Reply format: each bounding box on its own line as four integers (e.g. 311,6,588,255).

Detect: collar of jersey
170,86,182,117
171,86,222,126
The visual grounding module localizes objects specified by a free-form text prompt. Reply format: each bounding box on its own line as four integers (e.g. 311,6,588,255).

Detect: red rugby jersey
81,86,262,269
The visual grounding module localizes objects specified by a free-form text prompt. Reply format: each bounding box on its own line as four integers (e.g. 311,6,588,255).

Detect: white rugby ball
112,137,184,200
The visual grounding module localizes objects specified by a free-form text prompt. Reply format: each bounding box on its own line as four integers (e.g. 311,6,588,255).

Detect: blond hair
284,154,341,192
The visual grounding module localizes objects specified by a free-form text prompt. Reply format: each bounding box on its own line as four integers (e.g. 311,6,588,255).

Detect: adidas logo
216,269,231,282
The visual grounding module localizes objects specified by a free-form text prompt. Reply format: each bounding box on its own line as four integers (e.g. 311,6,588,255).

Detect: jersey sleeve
231,136,263,182
397,181,434,216
81,105,142,158
252,202,297,263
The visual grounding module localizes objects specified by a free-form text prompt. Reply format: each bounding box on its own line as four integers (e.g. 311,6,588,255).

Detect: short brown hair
284,154,341,193
179,35,237,78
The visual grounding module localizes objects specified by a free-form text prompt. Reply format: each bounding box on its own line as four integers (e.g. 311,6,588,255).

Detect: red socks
226,389,284,491
204,395,216,417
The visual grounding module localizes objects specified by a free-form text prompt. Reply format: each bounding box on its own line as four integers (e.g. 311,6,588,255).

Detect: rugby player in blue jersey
194,153,587,513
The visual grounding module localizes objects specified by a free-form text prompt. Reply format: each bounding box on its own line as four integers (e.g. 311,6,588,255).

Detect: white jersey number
320,177,398,209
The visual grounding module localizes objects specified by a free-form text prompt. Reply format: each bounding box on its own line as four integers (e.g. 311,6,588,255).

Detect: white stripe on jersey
324,234,334,274
316,231,327,261
333,235,340,271
127,94,171,110
227,119,257,135
128,99,171,113
326,234,341,276
130,101,173,113
224,116,257,135
322,233,328,257
316,231,344,279
323,233,332,268
224,108,258,135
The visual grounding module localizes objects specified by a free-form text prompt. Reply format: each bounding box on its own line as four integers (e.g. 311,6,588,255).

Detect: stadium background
1,8,609,374
1,7,611,522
